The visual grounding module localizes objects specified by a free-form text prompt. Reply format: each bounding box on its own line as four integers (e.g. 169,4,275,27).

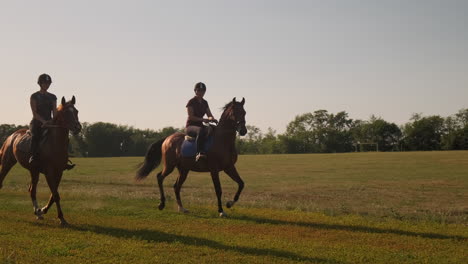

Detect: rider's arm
52,100,57,119
30,97,47,124
206,107,218,123
187,106,210,123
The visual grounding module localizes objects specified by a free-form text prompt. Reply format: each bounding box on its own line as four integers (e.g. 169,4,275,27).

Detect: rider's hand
208,117,218,124
42,120,52,127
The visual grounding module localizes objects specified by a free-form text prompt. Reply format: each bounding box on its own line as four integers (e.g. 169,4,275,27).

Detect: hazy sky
1,0,467,133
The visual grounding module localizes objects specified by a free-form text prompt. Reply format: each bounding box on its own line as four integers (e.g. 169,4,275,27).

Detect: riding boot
29,120,42,166
29,137,40,165
195,134,206,161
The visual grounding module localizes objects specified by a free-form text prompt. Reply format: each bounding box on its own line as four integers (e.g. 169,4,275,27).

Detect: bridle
226,104,246,134
49,103,81,133
235,120,246,133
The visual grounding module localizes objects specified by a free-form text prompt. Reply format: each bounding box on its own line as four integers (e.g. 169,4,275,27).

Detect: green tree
285,110,354,153
84,122,127,157
353,116,402,151
260,128,286,154
82,123,180,157
441,109,468,150
236,125,263,154
403,115,445,151
69,122,89,157
0,124,28,144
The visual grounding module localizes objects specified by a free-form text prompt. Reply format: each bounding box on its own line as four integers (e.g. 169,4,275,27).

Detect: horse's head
56,96,82,135
220,97,247,136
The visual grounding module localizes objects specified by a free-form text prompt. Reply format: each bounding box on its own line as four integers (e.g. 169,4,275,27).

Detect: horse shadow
69,224,342,263
227,214,467,241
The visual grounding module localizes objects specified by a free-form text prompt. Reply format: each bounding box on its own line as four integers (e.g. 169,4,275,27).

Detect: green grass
1,151,467,263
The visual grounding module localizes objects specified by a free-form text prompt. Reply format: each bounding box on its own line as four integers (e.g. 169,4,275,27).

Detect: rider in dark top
186,82,217,160
29,73,74,170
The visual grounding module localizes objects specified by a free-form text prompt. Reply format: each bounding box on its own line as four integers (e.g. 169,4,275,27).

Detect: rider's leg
29,120,42,164
196,126,207,154
195,126,207,161
186,126,204,160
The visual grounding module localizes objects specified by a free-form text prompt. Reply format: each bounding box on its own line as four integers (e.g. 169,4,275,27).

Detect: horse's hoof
34,209,44,217
219,212,228,218
178,207,189,213
36,215,44,220
226,201,235,208
59,219,69,226
158,203,165,210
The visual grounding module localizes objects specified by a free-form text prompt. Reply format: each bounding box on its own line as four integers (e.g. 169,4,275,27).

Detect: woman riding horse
29,73,75,170
185,82,218,161
136,97,247,217
0,95,81,225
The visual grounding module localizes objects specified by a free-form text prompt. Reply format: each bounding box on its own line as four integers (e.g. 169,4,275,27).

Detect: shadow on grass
61,179,139,187
230,214,467,241
69,224,342,264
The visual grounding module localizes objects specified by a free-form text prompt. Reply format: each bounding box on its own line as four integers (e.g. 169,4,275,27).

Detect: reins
42,124,68,129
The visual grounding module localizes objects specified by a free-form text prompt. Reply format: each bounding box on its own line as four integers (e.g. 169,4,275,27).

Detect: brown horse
0,96,81,225
136,97,247,217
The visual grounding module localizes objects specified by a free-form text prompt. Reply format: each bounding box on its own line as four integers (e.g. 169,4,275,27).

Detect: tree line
0,122,179,157
237,108,468,154
1,108,467,156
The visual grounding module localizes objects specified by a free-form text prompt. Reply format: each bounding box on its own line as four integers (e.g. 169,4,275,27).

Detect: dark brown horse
136,97,247,217
0,96,81,225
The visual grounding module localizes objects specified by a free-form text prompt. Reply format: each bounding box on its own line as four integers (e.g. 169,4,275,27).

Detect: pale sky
1,0,467,133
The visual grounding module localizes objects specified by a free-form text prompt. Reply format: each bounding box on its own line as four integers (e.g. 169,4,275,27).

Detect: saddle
181,125,215,158
16,129,49,153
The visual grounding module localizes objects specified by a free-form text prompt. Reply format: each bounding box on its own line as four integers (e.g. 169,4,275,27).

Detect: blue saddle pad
181,136,214,158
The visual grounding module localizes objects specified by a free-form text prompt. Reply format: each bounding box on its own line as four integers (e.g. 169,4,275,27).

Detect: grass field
1,151,467,263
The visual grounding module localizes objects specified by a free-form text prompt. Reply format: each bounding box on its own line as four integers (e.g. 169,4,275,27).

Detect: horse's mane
56,104,65,112
222,101,234,111
54,102,72,122
56,101,73,112
220,102,235,121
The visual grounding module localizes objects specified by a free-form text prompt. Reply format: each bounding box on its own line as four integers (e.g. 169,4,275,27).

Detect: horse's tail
135,137,166,180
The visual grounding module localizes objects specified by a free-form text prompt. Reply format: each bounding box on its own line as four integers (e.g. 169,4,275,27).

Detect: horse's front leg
210,170,226,217
223,165,244,209
28,170,43,219
44,169,67,225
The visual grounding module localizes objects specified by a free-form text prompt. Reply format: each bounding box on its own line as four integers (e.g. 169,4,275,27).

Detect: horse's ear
61,97,66,105
71,96,76,105
241,97,245,105
232,97,236,104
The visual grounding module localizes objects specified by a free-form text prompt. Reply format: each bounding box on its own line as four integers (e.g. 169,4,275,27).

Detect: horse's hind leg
174,167,190,213
41,193,55,215
28,170,43,219
0,156,16,189
224,165,244,209
157,164,175,210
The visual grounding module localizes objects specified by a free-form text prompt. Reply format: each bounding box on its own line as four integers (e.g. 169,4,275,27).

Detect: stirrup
195,153,206,162
64,159,75,171
29,156,39,165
